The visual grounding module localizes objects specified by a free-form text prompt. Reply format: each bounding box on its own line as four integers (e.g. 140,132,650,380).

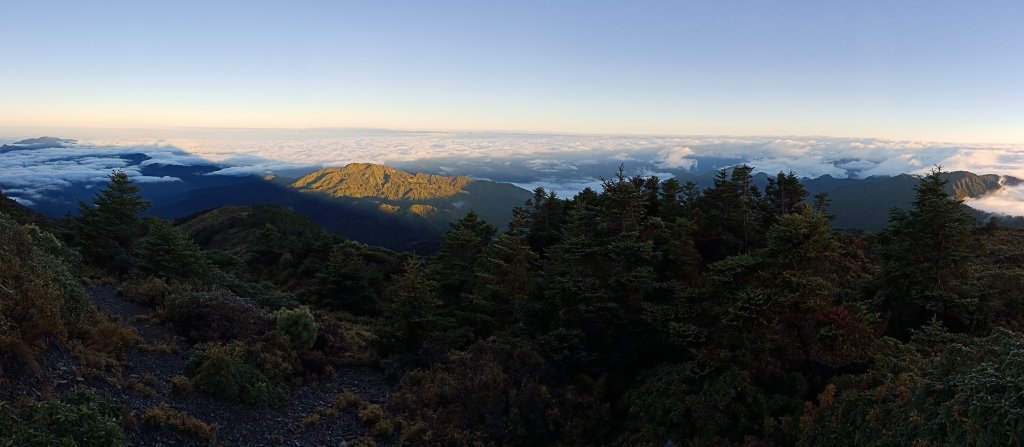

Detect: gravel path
40,287,391,447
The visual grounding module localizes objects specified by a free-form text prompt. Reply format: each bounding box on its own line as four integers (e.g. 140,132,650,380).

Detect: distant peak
0,136,77,153
291,163,472,201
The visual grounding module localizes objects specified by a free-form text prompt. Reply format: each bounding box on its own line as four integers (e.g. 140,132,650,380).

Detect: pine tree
432,212,495,305
680,180,701,219
524,187,565,254
136,220,212,281
472,229,539,331
874,167,976,336
762,171,808,225
73,170,150,271
384,257,440,352
812,192,835,221
308,245,379,315
658,178,685,222
696,165,763,260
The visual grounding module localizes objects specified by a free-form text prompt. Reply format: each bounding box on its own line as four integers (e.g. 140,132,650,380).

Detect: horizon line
1,124,1022,148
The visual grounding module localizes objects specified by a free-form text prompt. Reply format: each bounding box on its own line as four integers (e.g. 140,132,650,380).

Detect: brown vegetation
143,404,220,445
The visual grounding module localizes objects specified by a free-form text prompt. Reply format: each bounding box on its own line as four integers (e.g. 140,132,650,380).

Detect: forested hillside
3,165,1024,446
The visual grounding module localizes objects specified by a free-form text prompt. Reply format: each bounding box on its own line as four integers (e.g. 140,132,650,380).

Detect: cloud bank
967,184,1024,217
2,129,1023,212
0,142,197,205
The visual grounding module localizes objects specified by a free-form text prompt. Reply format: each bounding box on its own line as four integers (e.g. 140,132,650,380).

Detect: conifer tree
384,257,440,352
762,171,808,225
73,170,150,271
136,220,212,281
658,178,685,222
874,167,976,336
523,187,565,254
680,180,701,219
432,212,495,306
309,245,379,315
812,191,835,221
696,165,763,260
472,227,539,331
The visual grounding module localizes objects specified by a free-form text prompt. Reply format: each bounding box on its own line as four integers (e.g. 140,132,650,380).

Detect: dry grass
123,376,159,397
300,413,321,429
170,375,192,394
359,403,395,438
357,436,379,447
307,390,397,440
143,404,220,445
334,390,363,410
68,308,142,375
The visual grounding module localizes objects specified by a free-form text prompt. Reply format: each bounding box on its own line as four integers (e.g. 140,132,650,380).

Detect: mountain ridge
292,163,473,201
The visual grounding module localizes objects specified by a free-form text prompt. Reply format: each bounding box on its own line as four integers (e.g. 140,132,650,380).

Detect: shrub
118,276,171,305
799,327,1024,447
170,375,192,394
0,214,76,372
123,376,158,397
67,308,142,373
208,269,297,310
160,287,267,342
143,404,219,444
391,336,609,446
187,341,288,406
19,223,89,324
335,390,363,410
0,388,128,447
358,403,395,438
313,311,379,365
273,306,318,350
136,220,213,281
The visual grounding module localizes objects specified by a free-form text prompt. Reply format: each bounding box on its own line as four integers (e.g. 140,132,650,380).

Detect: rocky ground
4,287,391,446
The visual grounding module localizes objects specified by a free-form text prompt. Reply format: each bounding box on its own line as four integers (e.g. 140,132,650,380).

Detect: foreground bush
160,287,267,342
0,388,128,446
392,336,609,446
0,213,87,373
186,341,288,405
799,326,1024,446
273,306,318,350
117,275,171,305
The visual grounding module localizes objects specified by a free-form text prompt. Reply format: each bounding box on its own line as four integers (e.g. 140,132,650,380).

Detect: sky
1,0,1022,143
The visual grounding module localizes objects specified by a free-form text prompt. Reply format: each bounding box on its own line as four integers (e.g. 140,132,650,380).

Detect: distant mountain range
2,136,1024,250
674,169,1022,231
152,164,531,253
0,137,532,252
0,136,76,153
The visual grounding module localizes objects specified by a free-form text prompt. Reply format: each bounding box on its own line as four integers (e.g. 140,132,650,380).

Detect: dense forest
3,164,1024,446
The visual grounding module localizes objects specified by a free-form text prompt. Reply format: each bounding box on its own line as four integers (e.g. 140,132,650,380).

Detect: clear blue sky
1,0,1022,143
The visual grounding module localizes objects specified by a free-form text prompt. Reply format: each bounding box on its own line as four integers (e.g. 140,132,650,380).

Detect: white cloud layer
0,143,196,204
2,130,1024,210
967,184,1024,216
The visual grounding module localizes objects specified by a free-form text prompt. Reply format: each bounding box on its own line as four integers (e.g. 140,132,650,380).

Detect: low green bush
273,306,318,350
0,388,128,447
187,341,288,406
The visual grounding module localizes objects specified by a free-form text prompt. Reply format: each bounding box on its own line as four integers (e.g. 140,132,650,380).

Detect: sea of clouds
1,130,1023,214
